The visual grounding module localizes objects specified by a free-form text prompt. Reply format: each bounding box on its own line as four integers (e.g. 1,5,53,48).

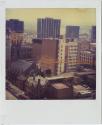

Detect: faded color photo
6,8,96,100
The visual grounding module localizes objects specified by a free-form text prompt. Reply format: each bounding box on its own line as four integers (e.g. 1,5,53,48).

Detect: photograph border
0,0,101,124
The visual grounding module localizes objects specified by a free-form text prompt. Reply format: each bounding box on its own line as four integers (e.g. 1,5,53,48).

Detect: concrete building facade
32,38,66,75
65,41,78,72
39,39,59,75
79,51,96,67
57,39,65,75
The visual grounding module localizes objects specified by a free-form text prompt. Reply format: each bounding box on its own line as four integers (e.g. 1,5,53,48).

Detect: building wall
32,38,66,75
79,51,95,66
23,33,34,43
32,39,42,63
9,32,23,44
57,39,65,75
6,34,12,68
19,44,33,59
37,18,60,39
90,43,96,52
11,42,21,61
8,32,33,61
39,39,59,75
65,41,78,72
78,41,90,51
66,26,80,40
78,42,96,68
6,19,24,33
91,26,96,43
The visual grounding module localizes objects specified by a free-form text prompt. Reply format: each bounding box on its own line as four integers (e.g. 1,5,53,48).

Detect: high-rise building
37,18,61,39
91,26,96,42
32,38,59,75
66,26,80,41
57,39,65,75
32,38,66,75
6,19,24,33
39,39,59,74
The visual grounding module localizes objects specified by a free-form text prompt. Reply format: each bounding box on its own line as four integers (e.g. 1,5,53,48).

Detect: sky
6,8,96,34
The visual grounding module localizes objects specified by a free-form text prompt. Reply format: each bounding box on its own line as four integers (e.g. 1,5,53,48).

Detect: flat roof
73,85,91,94
46,75,74,81
11,60,33,73
76,71,96,76
52,83,69,89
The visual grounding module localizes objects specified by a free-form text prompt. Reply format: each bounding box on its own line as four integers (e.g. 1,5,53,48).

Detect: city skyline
6,8,96,34
6,8,96,100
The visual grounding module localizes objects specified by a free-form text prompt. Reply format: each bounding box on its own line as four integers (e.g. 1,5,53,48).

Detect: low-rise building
78,41,90,51
79,50,96,67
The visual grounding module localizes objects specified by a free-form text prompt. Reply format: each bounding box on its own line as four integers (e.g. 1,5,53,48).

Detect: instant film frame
0,0,101,124
0,1,5,125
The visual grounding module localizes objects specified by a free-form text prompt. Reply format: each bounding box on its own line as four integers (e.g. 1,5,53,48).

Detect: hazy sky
6,8,96,34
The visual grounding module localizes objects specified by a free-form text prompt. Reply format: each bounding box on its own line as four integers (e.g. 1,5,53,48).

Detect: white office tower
57,39,65,75
65,41,78,72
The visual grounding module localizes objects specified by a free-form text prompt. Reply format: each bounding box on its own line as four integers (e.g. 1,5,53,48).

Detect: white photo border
0,0,101,124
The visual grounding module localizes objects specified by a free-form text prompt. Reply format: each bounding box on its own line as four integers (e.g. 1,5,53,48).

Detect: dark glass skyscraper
66,26,80,40
37,18,61,39
91,26,96,42
6,19,24,33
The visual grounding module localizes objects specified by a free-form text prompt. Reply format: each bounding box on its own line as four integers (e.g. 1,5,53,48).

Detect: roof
27,76,37,87
11,60,33,73
52,83,69,89
90,43,96,46
80,51,92,54
66,41,78,46
46,72,74,81
76,71,96,76
17,75,27,81
87,75,96,80
9,83,24,95
73,85,91,94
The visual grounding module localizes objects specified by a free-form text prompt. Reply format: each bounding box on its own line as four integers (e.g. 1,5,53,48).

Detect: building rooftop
73,85,92,95
76,71,96,76
52,83,69,89
90,43,96,46
80,50,92,54
66,41,78,46
11,60,33,74
17,75,27,81
46,73,74,81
